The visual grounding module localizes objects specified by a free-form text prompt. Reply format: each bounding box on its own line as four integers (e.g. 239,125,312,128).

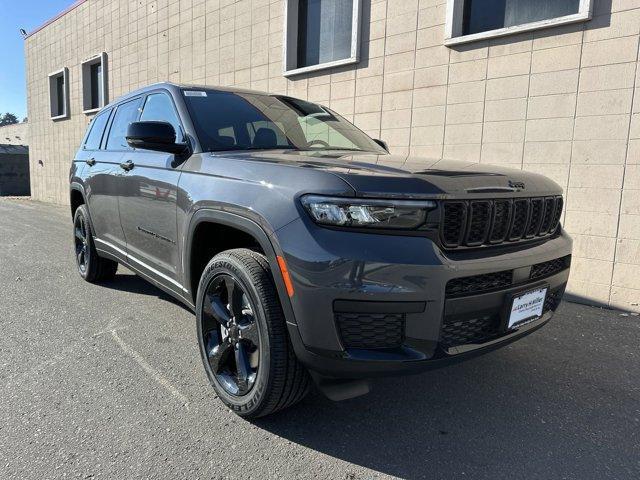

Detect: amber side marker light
277,256,295,297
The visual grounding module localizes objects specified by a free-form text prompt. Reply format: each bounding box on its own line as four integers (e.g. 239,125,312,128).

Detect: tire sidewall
73,205,92,280
196,255,273,416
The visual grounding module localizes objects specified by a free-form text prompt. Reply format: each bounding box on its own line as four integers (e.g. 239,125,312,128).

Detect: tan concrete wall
25,0,640,311
0,123,28,146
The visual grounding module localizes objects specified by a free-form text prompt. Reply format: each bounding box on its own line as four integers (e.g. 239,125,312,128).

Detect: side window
106,98,141,150
140,93,183,142
83,110,110,150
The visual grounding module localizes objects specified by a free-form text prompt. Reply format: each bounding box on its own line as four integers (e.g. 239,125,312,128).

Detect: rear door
86,97,142,258
82,107,127,259
116,90,184,290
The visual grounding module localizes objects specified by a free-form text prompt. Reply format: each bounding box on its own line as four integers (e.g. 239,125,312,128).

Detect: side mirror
373,138,389,152
126,121,189,155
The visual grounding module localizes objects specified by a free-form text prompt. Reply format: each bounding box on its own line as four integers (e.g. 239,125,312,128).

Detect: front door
116,91,184,291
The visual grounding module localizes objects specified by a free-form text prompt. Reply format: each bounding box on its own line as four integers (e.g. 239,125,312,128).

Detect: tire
196,248,310,418
73,204,118,283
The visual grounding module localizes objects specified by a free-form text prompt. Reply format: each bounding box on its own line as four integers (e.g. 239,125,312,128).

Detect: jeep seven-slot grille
440,196,563,249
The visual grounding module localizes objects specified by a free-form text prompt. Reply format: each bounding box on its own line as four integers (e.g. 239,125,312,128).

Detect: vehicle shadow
253,315,638,479
101,273,191,312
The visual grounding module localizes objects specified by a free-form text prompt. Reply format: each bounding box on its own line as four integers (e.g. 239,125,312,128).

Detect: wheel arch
183,209,297,326
70,182,87,218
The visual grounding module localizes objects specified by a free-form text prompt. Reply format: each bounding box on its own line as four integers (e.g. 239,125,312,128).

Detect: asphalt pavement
0,198,638,479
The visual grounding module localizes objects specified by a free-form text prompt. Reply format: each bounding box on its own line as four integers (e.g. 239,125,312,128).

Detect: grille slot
465,201,492,246
509,199,529,240
336,313,405,350
441,202,466,247
525,198,544,238
530,255,571,281
539,197,556,235
550,197,563,232
440,196,563,249
446,270,513,298
489,200,512,243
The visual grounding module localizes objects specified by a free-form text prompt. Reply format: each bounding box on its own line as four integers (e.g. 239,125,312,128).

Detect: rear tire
73,204,118,283
196,248,310,418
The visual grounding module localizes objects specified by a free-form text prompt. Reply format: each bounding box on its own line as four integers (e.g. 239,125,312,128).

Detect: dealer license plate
508,287,547,328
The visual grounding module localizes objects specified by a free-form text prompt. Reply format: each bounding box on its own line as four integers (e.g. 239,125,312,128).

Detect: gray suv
70,82,572,418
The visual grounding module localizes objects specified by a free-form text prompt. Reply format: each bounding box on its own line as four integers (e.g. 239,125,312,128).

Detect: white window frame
445,0,594,46
283,0,362,77
48,67,69,120
81,52,108,114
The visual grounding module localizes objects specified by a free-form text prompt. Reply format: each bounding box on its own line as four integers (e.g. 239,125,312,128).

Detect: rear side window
83,111,110,150
106,98,141,150
140,93,183,141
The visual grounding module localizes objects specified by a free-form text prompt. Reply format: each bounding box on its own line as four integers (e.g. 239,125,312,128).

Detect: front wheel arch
183,209,296,326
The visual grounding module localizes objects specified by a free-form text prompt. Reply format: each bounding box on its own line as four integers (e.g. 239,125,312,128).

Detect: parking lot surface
0,198,638,479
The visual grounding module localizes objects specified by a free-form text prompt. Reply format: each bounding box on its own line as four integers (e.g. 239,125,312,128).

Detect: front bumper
276,217,572,378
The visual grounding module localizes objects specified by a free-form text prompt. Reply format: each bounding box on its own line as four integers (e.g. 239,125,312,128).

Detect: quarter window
283,0,362,76
445,0,593,45
83,111,110,150
106,99,141,150
140,93,183,142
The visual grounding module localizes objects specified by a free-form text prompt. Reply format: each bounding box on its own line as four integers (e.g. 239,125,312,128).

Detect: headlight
300,195,436,230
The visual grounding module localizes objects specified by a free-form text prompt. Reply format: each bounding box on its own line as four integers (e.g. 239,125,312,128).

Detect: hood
220,150,563,198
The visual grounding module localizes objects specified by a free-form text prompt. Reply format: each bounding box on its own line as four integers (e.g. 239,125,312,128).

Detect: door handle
85,157,96,166
120,160,135,171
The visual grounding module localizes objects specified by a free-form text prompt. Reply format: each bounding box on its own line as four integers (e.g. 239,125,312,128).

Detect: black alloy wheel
74,212,89,274
72,204,118,283
202,274,260,396
196,249,310,418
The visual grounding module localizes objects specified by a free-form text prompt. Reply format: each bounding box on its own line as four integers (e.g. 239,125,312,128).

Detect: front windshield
182,89,386,154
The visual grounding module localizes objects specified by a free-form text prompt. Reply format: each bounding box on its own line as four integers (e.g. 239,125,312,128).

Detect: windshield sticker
184,91,207,97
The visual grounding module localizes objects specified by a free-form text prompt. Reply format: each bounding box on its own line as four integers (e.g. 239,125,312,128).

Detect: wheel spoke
238,321,259,346
225,277,243,318
204,292,231,327
234,342,252,394
74,227,84,241
206,331,232,374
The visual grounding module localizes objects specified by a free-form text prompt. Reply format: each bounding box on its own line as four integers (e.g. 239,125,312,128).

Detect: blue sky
0,0,73,120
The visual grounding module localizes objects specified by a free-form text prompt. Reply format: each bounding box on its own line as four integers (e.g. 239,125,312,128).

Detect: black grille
544,288,564,312
489,200,512,243
466,201,491,245
442,202,466,247
440,196,563,249
446,270,513,298
441,287,564,348
539,197,556,235
530,255,571,281
509,199,529,240
336,313,405,349
525,198,544,238
440,315,501,349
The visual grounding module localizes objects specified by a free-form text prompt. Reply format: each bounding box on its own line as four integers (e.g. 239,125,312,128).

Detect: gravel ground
0,198,638,479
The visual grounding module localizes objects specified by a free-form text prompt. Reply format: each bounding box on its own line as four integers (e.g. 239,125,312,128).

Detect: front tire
73,204,118,283
196,248,310,418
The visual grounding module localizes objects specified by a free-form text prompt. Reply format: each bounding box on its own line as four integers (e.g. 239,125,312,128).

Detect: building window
48,68,69,120
82,53,108,113
283,0,362,76
445,0,593,46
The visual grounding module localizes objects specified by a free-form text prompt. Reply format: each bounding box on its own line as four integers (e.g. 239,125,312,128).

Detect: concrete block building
24,0,640,311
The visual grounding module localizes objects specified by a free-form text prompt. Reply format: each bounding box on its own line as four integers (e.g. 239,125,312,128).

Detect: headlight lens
300,195,436,230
